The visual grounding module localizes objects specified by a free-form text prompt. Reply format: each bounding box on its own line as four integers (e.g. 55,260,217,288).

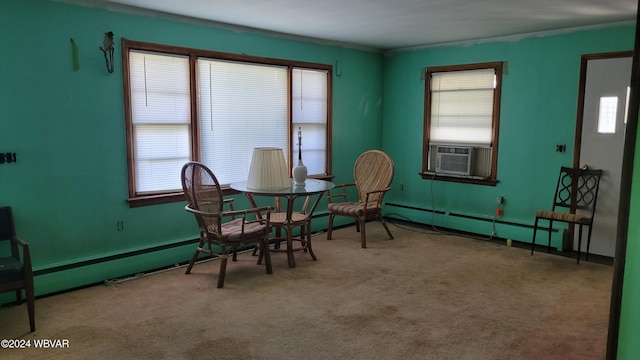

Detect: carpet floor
0,222,613,359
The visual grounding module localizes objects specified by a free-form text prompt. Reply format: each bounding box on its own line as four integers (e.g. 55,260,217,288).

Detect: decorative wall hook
99,31,115,73
70,38,79,71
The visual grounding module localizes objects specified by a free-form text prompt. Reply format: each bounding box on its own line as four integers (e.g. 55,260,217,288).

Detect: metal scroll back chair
0,206,35,332
531,166,603,264
327,150,395,248
181,162,273,288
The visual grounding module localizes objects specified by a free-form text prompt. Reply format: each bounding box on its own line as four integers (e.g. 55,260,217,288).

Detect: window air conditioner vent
435,146,474,176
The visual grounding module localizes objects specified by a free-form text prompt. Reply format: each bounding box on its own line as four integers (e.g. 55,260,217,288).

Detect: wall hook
99,31,115,73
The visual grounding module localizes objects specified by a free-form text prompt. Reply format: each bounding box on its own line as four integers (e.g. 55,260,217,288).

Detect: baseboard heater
385,202,446,215
385,202,557,233
33,212,330,278
448,212,538,229
33,238,199,277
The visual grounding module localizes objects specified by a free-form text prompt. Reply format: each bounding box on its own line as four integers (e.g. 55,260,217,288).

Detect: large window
422,62,502,185
122,40,332,206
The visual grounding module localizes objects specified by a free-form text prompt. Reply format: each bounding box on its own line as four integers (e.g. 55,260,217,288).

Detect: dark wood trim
422,61,503,183
571,50,633,251
491,62,503,182
120,39,333,206
120,39,137,202
606,7,640,358
422,68,432,175
287,67,294,174
126,174,335,207
120,39,333,71
419,172,498,186
189,55,200,161
127,192,186,207
326,67,334,177
574,51,633,169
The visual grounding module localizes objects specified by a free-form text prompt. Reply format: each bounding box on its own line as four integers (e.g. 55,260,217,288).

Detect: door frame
571,51,633,251
574,50,638,360
574,51,633,167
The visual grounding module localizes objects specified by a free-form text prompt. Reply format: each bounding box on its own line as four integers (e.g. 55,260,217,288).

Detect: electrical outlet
0,152,17,164
497,196,503,204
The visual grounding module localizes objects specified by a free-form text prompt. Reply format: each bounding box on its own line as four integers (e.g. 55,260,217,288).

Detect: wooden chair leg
256,241,264,265
301,225,308,253
531,217,539,255
547,220,553,253
306,224,317,261
577,225,583,264
286,228,296,268
261,239,273,274
217,256,228,288
586,225,594,262
185,248,202,274
25,280,35,332
359,219,367,248
380,216,394,240
327,213,335,240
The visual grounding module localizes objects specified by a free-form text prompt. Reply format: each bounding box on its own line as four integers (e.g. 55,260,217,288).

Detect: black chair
0,206,35,331
531,166,603,264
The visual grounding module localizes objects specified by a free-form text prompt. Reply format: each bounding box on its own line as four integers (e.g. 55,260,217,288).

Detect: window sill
127,189,239,207
127,192,185,208
127,174,335,207
419,172,498,186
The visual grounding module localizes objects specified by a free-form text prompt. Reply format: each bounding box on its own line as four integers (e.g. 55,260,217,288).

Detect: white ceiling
67,0,637,50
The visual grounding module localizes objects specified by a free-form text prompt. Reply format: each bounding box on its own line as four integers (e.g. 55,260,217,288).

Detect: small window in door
598,96,618,134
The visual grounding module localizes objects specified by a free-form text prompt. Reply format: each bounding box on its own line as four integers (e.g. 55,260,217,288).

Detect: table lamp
247,147,290,189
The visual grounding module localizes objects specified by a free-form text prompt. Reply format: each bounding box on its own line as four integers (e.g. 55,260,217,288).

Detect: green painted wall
3,1,640,357
381,24,640,359
618,122,640,358
382,25,635,245
0,0,383,296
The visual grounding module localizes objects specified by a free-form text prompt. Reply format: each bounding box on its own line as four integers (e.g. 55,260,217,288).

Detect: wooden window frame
421,61,502,186
121,39,333,207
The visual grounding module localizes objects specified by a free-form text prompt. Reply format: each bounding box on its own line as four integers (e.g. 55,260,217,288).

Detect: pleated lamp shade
247,147,290,189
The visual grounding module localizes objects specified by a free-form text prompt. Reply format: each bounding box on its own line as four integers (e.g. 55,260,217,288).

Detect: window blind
130,51,191,193
430,68,495,145
198,59,288,185
292,68,328,175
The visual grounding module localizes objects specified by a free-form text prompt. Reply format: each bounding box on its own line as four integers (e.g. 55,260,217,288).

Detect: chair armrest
363,187,391,205
223,206,272,220
327,183,356,203
186,205,274,233
225,206,274,234
223,198,235,218
186,205,272,219
10,236,28,248
9,236,32,275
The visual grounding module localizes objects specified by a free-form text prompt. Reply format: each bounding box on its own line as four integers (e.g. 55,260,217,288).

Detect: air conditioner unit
435,146,474,176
